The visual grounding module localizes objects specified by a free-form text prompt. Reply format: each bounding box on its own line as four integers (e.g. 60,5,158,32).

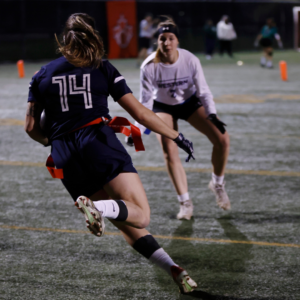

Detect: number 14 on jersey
52,74,92,112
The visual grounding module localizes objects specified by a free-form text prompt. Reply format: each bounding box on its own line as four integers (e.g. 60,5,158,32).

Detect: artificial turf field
0,50,300,300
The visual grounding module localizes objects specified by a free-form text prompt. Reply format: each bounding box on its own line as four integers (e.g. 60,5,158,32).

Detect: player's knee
214,134,230,151
268,51,273,57
136,213,150,229
142,215,150,228
223,134,230,150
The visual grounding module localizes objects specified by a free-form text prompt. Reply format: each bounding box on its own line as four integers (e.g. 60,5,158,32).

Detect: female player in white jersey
128,18,230,220
25,13,196,293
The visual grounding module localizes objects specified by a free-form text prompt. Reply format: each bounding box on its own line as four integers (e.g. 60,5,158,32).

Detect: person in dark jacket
203,19,217,60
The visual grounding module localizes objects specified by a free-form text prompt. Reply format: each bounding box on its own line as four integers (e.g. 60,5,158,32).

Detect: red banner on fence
106,1,138,59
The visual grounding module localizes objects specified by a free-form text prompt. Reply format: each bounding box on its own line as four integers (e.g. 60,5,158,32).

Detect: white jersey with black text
137,48,216,133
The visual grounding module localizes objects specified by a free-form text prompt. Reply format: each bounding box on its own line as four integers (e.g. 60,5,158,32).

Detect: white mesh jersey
137,48,216,133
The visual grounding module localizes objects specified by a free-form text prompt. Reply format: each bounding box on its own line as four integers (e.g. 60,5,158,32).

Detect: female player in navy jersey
128,18,230,220
25,13,197,293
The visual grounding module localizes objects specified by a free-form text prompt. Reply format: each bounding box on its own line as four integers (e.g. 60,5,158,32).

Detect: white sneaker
75,196,105,237
208,180,231,210
171,265,197,293
177,200,193,220
266,60,273,69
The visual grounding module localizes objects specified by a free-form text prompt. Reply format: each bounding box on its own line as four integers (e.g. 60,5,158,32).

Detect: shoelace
181,200,193,207
181,203,193,214
214,183,226,196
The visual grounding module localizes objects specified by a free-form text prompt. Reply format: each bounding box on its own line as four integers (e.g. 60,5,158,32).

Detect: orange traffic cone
17,60,25,78
279,60,288,81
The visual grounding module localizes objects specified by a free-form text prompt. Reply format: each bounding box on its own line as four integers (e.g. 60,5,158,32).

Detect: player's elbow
25,128,37,141
134,107,150,126
24,122,34,135
135,112,147,125
24,121,39,139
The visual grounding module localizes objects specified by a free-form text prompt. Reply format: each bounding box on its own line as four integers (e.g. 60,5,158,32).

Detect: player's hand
125,135,134,147
207,114,227,134
173,133,195,162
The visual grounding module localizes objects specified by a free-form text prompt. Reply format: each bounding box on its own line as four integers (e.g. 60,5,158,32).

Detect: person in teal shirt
254,18,283,68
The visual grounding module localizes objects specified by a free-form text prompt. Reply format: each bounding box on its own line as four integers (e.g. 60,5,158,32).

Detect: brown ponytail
55,13,104,68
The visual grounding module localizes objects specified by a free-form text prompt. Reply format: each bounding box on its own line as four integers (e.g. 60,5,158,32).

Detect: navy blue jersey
28,56,132,141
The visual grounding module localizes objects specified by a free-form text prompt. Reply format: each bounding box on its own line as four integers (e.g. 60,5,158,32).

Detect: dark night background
0,0,299,61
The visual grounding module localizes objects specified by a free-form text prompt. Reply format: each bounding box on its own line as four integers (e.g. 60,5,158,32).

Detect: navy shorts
153,95,202,121
51,123,137,201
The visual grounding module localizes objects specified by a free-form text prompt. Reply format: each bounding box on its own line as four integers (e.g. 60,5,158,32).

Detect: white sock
260,56,266,65
149,248,177,276
177,192,189,203
212,173,224,185
93,200,120,219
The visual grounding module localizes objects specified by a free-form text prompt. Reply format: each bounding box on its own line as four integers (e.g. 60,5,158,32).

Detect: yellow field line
136,166,300,177
186,132,300,139
214,94,300,103
152,234,300,248
0,160,299,177
0,160,45,167
2,118,300,140
0,119,24,126
1,225,299,248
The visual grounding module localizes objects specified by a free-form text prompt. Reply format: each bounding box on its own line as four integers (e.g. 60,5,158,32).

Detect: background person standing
216,15,237,57
137,13,154,67
254,18,283,69
203,19,217,60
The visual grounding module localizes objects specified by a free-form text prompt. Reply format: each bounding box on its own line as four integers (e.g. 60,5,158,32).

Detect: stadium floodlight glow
293,7,300,51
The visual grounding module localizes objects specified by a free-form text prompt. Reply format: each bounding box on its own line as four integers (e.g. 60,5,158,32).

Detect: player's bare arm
118,93,179,140
25,102,49,146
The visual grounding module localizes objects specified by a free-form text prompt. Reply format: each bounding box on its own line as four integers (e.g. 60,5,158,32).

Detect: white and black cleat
171,266,197,293
75,196,105,237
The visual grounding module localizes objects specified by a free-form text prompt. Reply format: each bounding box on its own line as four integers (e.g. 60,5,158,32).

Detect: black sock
133,234,161,259
115,200,128,221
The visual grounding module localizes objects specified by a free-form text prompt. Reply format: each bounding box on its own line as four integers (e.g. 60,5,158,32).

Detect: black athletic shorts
260,37,273,48
152,94,202,121
139,37,151,49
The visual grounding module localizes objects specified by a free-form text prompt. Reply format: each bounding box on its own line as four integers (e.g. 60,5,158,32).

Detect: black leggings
219,40,232,57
